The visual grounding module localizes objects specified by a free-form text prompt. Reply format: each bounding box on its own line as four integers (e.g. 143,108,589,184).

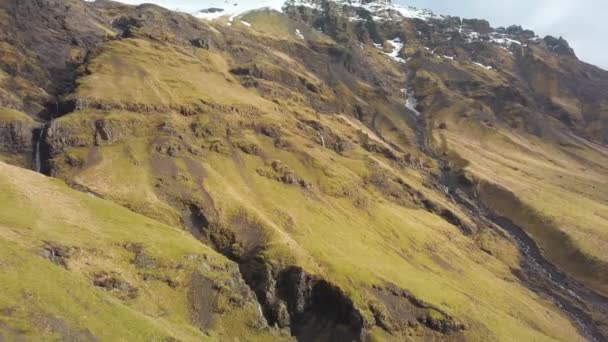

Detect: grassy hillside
43,35,588,340
438,117,608,294
1,1,607,340
0,161,287,341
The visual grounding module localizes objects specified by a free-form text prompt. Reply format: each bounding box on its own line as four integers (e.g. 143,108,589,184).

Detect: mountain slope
0,161,286,341
0,0,607,341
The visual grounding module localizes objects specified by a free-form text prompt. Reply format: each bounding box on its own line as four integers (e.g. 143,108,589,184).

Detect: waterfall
249,291,267,324
34,123,46,173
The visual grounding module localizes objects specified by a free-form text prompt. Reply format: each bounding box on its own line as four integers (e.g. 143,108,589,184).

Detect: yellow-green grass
42,26,591,340
50,105,588,341
0,107,34,122
237,10,334,44
201,134,584,341
439,117,608,295
71,38,277,112
0,162,284,341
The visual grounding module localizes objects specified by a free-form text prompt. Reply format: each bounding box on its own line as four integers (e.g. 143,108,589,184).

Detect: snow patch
357,0,439,21
489,34,522,46
375,38,406,63
289,0,322,10
423,46,438,55
241,21,252,27
295,29,304,40
193,0,285,20
498,46,514,55
462,30,525,49
472,61,492,70
288,0,438,21
386,38,406,63
401,88,420,116
102,0,439,23
464,31,480,44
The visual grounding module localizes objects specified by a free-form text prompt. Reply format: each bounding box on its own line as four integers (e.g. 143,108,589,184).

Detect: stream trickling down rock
404,89,607,342
33,123,46,173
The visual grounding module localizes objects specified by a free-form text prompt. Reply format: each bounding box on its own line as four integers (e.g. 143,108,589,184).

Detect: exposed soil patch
187,265,268,333
300,120,353,154
257,160,312,189
91,272,138,300
234,140,263,156
124,242,158,270
31,312,99,342
371,283,465,337
85,146,102,167
187,272,217,330
38,241,77,268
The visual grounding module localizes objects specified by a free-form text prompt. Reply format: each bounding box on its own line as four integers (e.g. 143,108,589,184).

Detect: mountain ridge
0,0,607,341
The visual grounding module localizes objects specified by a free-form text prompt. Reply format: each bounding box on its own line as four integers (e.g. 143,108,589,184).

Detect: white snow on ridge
463,29,533,50
84,0,438,22
195,0,438,21
289,0,322,10
194,0,286,20
489,34,522,46
358,0,438,21
310,0,438,21
81,0,285,19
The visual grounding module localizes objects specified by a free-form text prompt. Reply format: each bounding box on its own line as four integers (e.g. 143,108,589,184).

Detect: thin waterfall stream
33,123,47,173
404,82,607,341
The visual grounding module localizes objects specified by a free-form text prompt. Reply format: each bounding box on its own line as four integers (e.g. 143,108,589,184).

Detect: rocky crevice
179,199,472,341
403,72,608,341
180,203,365,342
239,261,365,342
434,154,608,341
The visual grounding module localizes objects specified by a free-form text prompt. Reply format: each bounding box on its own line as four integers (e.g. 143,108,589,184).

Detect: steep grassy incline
39,30,587,341
437,116,608,294
0,161,287,341
406,47,608,296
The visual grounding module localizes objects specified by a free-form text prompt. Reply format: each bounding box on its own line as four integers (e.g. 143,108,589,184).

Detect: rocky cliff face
0,0,113,118
0,0,607,341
